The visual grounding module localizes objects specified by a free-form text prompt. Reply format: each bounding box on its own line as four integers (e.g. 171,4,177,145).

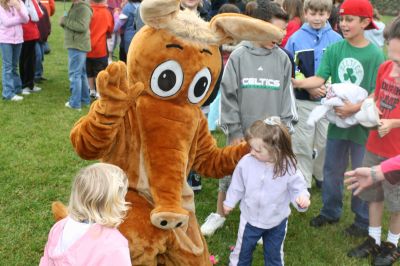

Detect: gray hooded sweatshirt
220,41,297,141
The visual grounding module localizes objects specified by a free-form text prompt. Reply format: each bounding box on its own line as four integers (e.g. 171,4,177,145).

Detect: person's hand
344,166,384,195
223,205,233,216
295,195,310,209
8,0,21,10
59,15,65,26
308,85,327,99
291,78,302,89
334,100,359,119
378,119,394,138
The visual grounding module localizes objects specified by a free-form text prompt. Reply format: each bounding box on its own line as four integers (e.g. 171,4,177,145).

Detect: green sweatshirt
61,0,93,52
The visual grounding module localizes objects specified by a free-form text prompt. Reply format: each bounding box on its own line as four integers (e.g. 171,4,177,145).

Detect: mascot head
126,0,285,106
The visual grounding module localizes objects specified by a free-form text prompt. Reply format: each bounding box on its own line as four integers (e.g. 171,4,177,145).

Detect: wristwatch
370,166,379,184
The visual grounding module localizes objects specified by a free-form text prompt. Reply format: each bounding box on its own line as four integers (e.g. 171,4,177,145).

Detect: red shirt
87,3,114,58
22,0,43,41
366,61,400,158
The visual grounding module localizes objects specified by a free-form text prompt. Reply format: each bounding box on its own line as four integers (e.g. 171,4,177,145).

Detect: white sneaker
22,88,31,95
90,89,96,98
10,95,23,101
65,101,81,111
32,86,42,92
257,238,263,245
200,213,226,236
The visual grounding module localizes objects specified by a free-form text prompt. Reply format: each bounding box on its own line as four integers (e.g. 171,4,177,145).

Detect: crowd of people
1,0,399,264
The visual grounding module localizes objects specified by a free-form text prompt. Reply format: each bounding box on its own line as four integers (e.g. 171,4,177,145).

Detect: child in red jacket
87,0,114,99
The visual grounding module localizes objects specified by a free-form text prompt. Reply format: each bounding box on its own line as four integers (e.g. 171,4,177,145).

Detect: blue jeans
320,139,369,229
0,43,22,99
238,219,288,266
67,49,90,108
34,42,44,79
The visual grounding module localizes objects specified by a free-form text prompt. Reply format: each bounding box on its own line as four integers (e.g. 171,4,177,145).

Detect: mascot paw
150,208,189,230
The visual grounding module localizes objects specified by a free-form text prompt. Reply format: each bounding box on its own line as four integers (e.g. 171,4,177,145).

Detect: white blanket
307,83,368,128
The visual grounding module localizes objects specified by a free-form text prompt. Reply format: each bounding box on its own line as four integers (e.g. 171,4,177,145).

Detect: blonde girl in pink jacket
40,163,132,266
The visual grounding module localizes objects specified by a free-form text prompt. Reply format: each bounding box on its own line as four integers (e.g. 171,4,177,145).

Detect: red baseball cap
339,0,378,30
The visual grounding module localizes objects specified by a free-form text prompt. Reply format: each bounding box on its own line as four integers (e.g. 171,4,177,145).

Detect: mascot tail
51,201,68,221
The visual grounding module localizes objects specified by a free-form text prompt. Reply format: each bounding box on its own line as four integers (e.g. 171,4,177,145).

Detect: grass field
0,4,397,265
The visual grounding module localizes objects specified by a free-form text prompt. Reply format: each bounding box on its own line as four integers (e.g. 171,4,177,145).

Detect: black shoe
373,242,400,266
347,236,381,258
344,223,368,237
312,176,322,189
187,171,202,193
310,215,339,227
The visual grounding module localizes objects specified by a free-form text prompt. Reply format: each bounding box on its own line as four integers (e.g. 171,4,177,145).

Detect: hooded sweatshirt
364,20,385,49
285,22,342,100
61,0,92,52
220,41,297,140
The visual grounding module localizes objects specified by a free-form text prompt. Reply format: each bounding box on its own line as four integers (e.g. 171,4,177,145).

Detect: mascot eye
151,60,183,97
187,68,211,104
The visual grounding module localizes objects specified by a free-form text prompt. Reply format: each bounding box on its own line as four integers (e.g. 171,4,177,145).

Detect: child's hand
334,100,360,118
291,78,301,88
378,119,394,138
9,0,20,10
296,195,310,209
308,85,326,99
223,205,233,216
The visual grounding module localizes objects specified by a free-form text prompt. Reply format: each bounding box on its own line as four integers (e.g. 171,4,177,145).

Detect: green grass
0,5,396,265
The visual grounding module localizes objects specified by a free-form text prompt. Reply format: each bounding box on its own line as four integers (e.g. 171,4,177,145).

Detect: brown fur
63,0,284,264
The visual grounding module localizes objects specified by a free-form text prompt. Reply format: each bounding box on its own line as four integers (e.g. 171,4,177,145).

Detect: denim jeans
320,138,369,229
34,42,44,79
67,48,90,108
0,43,22,99
238,218,288,266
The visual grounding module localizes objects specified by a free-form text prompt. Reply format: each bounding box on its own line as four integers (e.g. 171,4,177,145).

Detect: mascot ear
140,0,180,29
209,13,285,45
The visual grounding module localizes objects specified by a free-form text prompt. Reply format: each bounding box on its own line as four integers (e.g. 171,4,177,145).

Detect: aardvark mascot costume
58,0,284,264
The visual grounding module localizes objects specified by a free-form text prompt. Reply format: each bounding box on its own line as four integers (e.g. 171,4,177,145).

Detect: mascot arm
192,117,249,177
70,62,144,160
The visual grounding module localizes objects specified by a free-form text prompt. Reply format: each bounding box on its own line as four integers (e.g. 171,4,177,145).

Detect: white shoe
90,89,96,98
65,101,81,111
32,86,41,92
200,213,226,236
22,88,31,95
257,238,263,245
10,95,23,101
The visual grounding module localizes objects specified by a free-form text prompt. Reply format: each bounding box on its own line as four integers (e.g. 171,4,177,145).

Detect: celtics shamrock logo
344,68,357,83
338,58,364,85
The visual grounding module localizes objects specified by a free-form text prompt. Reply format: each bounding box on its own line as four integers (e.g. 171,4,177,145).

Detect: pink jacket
40,218,131,266
0,2,29,44
381,155,400,185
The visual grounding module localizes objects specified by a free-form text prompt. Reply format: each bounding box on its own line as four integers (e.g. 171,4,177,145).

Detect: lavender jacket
0,1,29,44
224,154,310,229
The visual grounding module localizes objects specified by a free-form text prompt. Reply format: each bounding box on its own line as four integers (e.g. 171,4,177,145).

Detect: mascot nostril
160,220,168,227
67,0,284,264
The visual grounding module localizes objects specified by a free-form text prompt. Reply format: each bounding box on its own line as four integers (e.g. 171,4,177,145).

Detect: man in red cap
291,0,385,241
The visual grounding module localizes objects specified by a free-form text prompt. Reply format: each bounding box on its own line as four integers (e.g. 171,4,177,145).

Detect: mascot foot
151,208,189,230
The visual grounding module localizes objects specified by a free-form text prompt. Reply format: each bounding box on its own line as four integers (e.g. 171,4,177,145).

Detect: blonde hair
68,163,130,227
245,118,297,178
0,0,10,11
303,0,332,13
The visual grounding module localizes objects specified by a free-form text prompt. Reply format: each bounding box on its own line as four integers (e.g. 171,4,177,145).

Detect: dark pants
19,40,37,89
238,218,287,266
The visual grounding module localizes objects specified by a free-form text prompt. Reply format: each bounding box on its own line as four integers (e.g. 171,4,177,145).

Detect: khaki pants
292,99,328,188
